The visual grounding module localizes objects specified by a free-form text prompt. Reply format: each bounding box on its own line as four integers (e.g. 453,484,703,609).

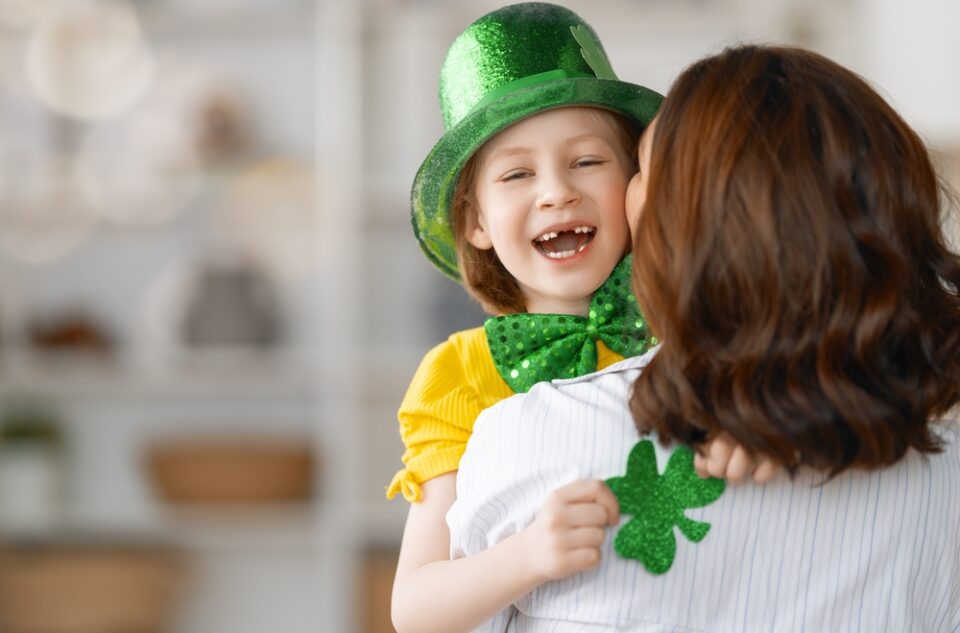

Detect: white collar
550,344,660,386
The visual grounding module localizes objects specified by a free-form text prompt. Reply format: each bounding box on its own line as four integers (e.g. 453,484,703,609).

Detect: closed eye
500,169,533,182
574,158,607,168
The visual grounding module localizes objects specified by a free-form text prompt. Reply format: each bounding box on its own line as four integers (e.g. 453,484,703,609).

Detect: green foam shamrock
605,440,725,575
570,25,618,81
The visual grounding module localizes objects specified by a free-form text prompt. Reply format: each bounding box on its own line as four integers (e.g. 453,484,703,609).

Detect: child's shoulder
407,325,512,408
414,326,492,376
421,326,488,364
444,325,488,349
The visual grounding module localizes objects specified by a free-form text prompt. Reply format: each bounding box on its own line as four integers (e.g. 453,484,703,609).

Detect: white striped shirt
448,350,960,633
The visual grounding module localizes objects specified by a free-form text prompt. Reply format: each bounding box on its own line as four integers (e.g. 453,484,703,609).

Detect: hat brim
411,77,663,280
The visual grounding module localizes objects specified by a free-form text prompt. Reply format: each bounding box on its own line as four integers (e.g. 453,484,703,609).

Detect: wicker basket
146,438,314,504
0,544,182,633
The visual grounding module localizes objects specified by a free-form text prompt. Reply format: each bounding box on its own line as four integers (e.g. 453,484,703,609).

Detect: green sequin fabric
484,255,652,392
411,3,663,280
606,440,726,575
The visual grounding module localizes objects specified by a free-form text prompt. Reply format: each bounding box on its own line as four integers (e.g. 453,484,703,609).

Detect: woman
447,45,960,632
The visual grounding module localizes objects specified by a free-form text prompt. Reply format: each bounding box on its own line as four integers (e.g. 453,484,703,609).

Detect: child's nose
536,171,580,210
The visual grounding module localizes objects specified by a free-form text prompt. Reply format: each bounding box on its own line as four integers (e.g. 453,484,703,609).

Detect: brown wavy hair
452,107,640,315
630,45,960,475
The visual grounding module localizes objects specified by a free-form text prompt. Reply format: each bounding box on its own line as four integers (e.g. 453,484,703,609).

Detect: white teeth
544,243,590,259
536,226,594,241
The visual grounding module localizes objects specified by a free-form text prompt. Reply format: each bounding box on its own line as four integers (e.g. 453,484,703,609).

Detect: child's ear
464,209,493,250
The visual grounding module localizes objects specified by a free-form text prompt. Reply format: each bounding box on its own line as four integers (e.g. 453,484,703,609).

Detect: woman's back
452,43,960,633
450,353,960,632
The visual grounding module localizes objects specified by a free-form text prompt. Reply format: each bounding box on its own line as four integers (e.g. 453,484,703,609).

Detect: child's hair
630,45,960,475
452,106,640,315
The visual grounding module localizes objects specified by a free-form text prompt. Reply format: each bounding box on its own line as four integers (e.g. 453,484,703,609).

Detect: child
389,4,660,632
387,2,661,505
448,44,960,631
390,5,769,632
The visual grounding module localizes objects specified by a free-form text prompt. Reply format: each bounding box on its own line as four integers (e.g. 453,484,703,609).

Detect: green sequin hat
411,2,663,280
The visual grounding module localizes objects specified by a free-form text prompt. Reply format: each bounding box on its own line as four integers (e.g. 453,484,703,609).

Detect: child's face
467,107,633,314
626,117,656,237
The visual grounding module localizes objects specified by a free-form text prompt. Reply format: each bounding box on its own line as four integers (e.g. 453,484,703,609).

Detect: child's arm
694,432,780,483
391,472,620,633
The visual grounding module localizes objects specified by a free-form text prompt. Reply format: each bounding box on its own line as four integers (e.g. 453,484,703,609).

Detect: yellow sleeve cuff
385,443,466,502
386,470,422,502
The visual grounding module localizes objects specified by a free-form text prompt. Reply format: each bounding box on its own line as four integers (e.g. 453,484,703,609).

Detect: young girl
387,2,661,506
390,5,770,632
389,4,662,632
448,44,960,631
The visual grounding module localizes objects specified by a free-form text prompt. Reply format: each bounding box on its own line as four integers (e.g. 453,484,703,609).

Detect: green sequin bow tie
484,255,652,393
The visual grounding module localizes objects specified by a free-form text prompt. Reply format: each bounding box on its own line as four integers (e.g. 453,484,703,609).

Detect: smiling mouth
533,225,596,259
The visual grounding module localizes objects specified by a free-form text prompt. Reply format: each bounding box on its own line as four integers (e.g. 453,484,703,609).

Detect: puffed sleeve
386,338,487,502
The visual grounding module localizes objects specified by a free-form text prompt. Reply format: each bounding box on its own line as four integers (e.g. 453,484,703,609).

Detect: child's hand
694,432,780,484
523,479,620,582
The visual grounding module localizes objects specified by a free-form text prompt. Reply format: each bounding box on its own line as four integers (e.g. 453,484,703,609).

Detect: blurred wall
0,1,955,632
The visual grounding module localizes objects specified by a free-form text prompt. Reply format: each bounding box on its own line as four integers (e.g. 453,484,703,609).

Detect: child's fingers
694,451,709,478
563,526,606,549
563,502,612,528
703,434,736,479
553,480,620,525
725,445,754,483
553,479,610,503
698,433,781,483
564,547,602,573
595,482,621,525
752,457,780,483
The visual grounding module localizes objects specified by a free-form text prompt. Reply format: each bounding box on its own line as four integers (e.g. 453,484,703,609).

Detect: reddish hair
452,155,527,314
631,45,960,475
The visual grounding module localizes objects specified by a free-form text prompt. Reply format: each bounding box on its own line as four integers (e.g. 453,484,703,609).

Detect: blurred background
0,0,955,631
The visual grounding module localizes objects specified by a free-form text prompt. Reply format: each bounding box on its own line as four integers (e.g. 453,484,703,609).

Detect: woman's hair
630,45,960,475
452,107,639,315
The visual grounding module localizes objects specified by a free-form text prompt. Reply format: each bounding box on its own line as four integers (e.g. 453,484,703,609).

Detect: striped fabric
448,350,960,633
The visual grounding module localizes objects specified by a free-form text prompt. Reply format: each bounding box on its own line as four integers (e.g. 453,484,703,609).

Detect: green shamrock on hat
606,440,726,575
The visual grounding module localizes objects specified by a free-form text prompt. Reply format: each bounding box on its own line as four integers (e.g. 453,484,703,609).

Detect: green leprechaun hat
411,2,663,280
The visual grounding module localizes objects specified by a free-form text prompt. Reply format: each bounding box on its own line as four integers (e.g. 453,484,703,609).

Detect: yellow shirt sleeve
387,328,513,501
386,327,625,502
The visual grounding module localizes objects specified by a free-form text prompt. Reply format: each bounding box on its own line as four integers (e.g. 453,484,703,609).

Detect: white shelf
1,504,324,552
0,350,317,401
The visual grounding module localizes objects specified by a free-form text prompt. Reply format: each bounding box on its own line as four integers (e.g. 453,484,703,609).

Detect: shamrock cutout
605,440,725,574
569,25,618,80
